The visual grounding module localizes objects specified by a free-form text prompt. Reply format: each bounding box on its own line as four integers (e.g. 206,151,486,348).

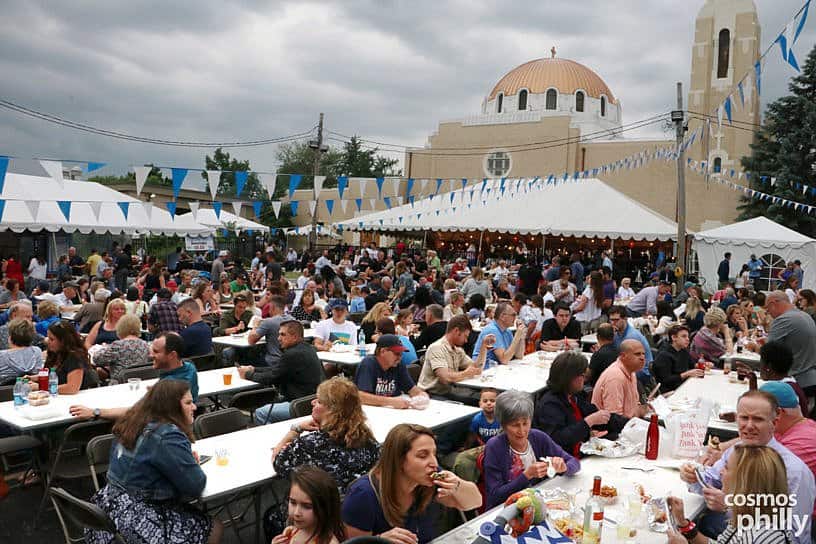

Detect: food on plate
652,507,668,523
599,485,617,498
553,518,583,541
636,484,652,504
27,390,50,406
545,498,571,511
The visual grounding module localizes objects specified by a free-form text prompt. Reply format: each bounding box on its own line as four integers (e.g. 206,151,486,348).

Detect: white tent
335,178,680,241
0,173,212,236
692,217,816,289
285,224,341,239
180,209,269,233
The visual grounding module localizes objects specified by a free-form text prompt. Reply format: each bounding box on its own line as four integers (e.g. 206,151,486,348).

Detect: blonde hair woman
668,445,793,543
85,298,127,349
360,302,392,341
461,266,492,303
683,295,705,333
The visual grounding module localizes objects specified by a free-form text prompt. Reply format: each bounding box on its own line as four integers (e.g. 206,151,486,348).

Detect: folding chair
228,387,279,423
193,408,248,440
289,394,316,418
189,352,217,371
50,487,126,544
119,366,159,381
86,434,115,492
407,363,422,384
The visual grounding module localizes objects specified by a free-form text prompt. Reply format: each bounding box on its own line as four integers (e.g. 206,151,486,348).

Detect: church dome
488,57,616,104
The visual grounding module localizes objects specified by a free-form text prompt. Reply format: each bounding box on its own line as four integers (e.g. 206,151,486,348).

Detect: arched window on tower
545,89,557,110
713,157,722,173
496,93,503,113
600,96,606,117
575,91,585,112
518,89,528,111
717,29,730,79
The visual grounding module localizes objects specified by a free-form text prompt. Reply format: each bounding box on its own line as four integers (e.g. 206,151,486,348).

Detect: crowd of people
0,240,815,544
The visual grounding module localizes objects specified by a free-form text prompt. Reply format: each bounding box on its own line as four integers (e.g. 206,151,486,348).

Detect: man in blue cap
355,334,427,409
312,298,358,351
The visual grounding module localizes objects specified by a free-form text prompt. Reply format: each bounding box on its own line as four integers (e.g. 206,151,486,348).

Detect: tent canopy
0,173,212,236
691,217,816,290
181,209,269,233
285,224,341,239
335,178,680,241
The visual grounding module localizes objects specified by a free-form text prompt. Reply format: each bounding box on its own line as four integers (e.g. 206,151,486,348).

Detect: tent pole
422,230,428,250
477,230,484,267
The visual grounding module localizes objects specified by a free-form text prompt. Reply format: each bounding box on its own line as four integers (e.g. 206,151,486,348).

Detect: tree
739,44,816,236
202,148,264,200
337,136,400,178
90,166,169,187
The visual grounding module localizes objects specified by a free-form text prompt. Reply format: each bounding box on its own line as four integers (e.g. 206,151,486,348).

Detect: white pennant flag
271,201,282,219
390,177,400,196
39,160,64,187
420,178,429,194
134,166,151,195
308,200,317,216
744,72,753,104
358,178,369,197
369,198,377,211
25,200,40,221
259,172,277,197
189,201,200,221
717,104,723,129
771,177,777,187
88,201,103,222
396,196,404,206
340,199,348,214
143,202,153,221
313,175,326,200
206,170,221,200
231,201,243,217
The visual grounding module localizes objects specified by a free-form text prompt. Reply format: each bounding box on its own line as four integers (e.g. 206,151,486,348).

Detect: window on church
485,151,511,177
600,96,606,117
545,89,557,110
518,90,528,111
497,93,503,113
717,29,730,79
713,157,722,173
575,91,585,112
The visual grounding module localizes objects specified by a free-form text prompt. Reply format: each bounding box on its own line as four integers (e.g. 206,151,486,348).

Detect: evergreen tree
739,44,816,236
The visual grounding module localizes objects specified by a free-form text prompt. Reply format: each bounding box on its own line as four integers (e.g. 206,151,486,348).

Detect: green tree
739,45,816,236
337,136,400,177
202,148,264,199
90,166,169,187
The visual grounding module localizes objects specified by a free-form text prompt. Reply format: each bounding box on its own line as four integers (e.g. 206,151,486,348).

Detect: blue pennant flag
86,162,106,173
325,199,334,215
435,178,443,194
0,200,5,222
547,175,555,185
435,210,440,217
499,177,506,194
406,178,415,197
288,174,302,199
354,198,363,211
57,201,71,222
398,216,403,223
737,81,745,106
171,168,187,199
117,202,130,220
213,202,223,219
724,96,733,123
481,178,488,194
253,201,263,218
337,176,349,199
234,171,248,196
270,227,278,236
449,192,455,204
755,61,762,95
0,156,8,194
166,201,176,217
383,196,392,209
408,195,415,206
375,177,385,197
290,200,299,216
461,178,468,191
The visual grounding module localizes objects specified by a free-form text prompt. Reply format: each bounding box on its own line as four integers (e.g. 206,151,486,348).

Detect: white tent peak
693,216,814,248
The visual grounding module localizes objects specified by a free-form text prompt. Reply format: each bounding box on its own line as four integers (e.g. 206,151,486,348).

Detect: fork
621,466,655,472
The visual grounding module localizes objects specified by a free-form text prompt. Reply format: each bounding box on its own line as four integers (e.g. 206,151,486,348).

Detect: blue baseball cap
327,298,349,311
759,381,799,408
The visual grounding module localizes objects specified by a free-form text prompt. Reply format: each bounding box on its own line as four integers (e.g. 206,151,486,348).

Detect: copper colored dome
488,57,616,104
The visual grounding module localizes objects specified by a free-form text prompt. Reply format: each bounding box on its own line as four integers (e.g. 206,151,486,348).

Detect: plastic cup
215,447,229,466
222,372,233,386
723,360,731,375
128,378,141,391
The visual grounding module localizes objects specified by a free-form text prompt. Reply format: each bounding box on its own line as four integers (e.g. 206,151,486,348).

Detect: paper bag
665,399,712,458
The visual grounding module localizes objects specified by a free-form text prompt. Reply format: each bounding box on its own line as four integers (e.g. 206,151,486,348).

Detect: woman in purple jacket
483,390,581,508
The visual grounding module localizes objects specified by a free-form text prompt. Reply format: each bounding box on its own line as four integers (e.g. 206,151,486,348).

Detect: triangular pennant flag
171,168,188,199
340,199,348,213
0,156,8,194
406,178,415,197
369,198,377,211
375,177,385,197
290,201,299,217
0,200,4,222
231,201,243,217
396,196,403,206
409,195,415,207
117,202,130,220
288,174,302,199
717,104,723,129
234,171,248,197
383,196,392,209
259,172,277,197
419,178,428,194
39,160,64,186
271,201,282,219
57,201,71,222
449,192,455,204
166,201,176,218
189,201,200,220
26,200,40,220
390,177,400,196
355,198,363,212
325,199,335,215
134,166,151,196
212,201,223,219
724,96,733,124
86,162,106,173
313,175,326,199
253,201,263,219
737,81,745,107
142,202,153,221
435,178,443,194
88,201,103,222
337,176,349,199
358,178,369,197
755,61,762,96
308,200,317,217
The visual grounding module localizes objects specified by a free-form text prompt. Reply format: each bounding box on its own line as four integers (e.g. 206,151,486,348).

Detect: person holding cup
471,302,527,366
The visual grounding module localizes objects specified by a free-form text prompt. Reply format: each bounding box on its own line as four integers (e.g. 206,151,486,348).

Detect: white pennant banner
420,178,429,194
390,177,400,196
142,202,153,221
134,166,151,196
231,201,243,217
206,170,221,200
25,200,40,221
340,199,348,213
271,201,282,219
189,201,200,221
39,160,64,187
259,172,277,197
88,201,103,222
358,178,369,197
369,198,377,211
308,200,317,216
313,176,326,200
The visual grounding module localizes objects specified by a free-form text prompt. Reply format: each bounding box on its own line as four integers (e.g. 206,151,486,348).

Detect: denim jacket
106,422,206,503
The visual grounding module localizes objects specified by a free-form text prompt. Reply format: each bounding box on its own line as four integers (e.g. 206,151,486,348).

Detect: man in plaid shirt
147,288,182,335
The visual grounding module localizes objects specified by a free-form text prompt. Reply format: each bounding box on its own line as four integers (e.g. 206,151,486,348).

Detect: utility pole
309,113,327,252
672,82,687,278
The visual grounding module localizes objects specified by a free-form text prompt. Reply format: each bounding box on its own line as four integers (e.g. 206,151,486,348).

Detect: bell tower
687,0,761,172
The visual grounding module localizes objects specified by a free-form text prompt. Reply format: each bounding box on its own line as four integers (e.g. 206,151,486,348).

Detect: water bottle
21,378,31,404
357,328,367,357
13,378,24,409
49,369,59,397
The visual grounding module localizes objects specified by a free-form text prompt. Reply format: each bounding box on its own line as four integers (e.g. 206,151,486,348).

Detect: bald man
591,339,648,418
763,291,816,401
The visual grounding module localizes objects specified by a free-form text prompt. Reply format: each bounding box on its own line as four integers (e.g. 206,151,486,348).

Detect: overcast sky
1,0,813,184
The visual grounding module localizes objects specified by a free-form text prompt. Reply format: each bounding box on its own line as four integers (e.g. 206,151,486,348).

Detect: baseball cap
760,381,799,408
327,298,349,311
683,281,695,289
376,334,408,353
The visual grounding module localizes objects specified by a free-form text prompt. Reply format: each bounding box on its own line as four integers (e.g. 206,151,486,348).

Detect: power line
0,98,316,148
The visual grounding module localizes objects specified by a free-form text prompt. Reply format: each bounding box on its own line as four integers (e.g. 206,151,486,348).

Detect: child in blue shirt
349,286,366,313
453,388,500,483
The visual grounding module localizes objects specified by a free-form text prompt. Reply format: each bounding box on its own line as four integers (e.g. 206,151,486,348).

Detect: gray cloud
0,0,813,180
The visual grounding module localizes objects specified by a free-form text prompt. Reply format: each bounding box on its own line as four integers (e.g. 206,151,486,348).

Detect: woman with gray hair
482,390,580,508
690,306,732,365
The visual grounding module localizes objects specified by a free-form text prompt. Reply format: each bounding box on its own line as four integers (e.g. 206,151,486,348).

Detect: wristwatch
93,408,101,420
290,423,302,434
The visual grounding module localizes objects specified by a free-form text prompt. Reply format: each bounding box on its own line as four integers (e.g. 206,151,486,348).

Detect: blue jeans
254,402,291,425
697,510,728,539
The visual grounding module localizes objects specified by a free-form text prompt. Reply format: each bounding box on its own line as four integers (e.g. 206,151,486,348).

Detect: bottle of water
21,378,31,404
358,328,367,357
49,369,59,397
13,377,24,409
